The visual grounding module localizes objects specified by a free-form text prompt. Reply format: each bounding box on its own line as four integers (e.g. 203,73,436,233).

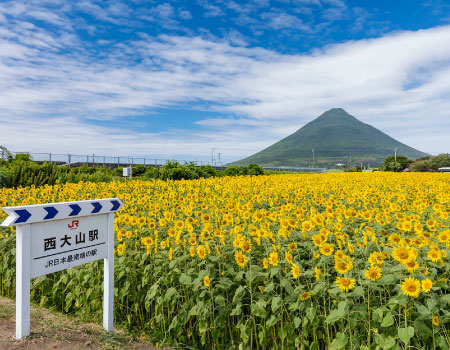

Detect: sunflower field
1,173,450,349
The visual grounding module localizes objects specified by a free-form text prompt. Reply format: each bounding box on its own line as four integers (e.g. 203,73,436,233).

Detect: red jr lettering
68,220,79,230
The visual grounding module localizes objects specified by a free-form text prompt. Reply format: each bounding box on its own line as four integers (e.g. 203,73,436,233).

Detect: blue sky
0,0,450,163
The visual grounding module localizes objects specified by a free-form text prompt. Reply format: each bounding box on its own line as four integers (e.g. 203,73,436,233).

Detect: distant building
438,167,450,172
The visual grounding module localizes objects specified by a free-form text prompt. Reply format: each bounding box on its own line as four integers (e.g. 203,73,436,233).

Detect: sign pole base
16,224,31,339
103,213,114,332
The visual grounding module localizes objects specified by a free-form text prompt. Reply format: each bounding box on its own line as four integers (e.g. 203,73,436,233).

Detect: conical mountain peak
320,107,351,117
233,109,428,167
313,108,358,123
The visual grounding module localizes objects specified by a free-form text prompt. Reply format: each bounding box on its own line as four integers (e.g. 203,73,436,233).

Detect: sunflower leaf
381,312,394,327
398,326,414,344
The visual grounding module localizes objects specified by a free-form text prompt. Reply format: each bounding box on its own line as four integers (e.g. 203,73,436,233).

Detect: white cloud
197,0,225,17
0,2,450,162
260,11,309,31
179,10,192,20
151,3,174,19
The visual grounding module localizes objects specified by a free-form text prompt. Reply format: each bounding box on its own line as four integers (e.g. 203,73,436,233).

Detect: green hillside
233,108,428,167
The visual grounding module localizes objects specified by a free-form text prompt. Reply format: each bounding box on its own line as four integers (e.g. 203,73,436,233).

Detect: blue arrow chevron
14,209,31,224
43,206,58,220
69,204,81,216
91,202,102,213
111,200,121,211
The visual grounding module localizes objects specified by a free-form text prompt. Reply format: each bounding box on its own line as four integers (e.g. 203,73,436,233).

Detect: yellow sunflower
189,245,196,257
417,266,429,276
285,251,293,264
117,243,126,255
315,266,321,281
368,251,384,266
336,277,356,292
300,292,311,301
334,250,345,260
392,246,412,263
364,266,382,281
438,230,450,243
427,249,442,262
291,264,300,279
433,315,439,327
288,242,298,251
320,243,334,256
141,236,154,246
433,316,439,327
335,259,351,274
404,259,419,273
269,251,279,266
421,279,433,293
235,250,246,268
401,277,421,298
203,275,210,287
197,245,207,259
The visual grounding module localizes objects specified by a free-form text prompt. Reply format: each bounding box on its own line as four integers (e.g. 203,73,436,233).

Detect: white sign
30,215,108,278
123,167,131,177
1,198,123,340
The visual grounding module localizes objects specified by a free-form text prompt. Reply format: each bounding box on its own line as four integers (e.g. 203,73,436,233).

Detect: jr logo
68,220,79,230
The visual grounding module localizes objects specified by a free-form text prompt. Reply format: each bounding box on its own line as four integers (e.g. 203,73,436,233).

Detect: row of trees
118,161,264,181
381,154,450,172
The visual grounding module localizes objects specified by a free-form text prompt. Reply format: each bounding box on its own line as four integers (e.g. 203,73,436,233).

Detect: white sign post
0,198,123,339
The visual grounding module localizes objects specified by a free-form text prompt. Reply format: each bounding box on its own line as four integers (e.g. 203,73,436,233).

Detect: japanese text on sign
30,215,108,278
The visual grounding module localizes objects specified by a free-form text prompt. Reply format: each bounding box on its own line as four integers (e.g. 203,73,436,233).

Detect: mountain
233,108,428,168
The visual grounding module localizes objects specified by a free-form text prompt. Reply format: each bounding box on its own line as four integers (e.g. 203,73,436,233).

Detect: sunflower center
398,250,409,259
407,284,417,292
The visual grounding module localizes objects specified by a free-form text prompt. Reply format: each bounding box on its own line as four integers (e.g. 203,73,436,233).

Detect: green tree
427,153,450,169
0,167,12,187
382,155,412,172
132,164,146,176
409,153,450,172
0,145,13,162
14,153,32,161
159,161,199,180
143,166,160,179
197,165,216,178
224,165,247,176
247,163,264,175
112,167,123,176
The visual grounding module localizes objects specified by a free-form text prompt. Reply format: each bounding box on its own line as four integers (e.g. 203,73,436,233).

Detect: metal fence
263,166,327,173
6,152,223,168
3,151,327,173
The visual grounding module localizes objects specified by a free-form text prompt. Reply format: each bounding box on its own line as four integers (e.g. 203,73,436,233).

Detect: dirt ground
0,297,161,350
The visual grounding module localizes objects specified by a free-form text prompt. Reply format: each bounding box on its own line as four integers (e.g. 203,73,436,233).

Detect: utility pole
218,153,221,166
127,156,132,180
211,148,217,166
394,147,398,172
312,149,315,167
